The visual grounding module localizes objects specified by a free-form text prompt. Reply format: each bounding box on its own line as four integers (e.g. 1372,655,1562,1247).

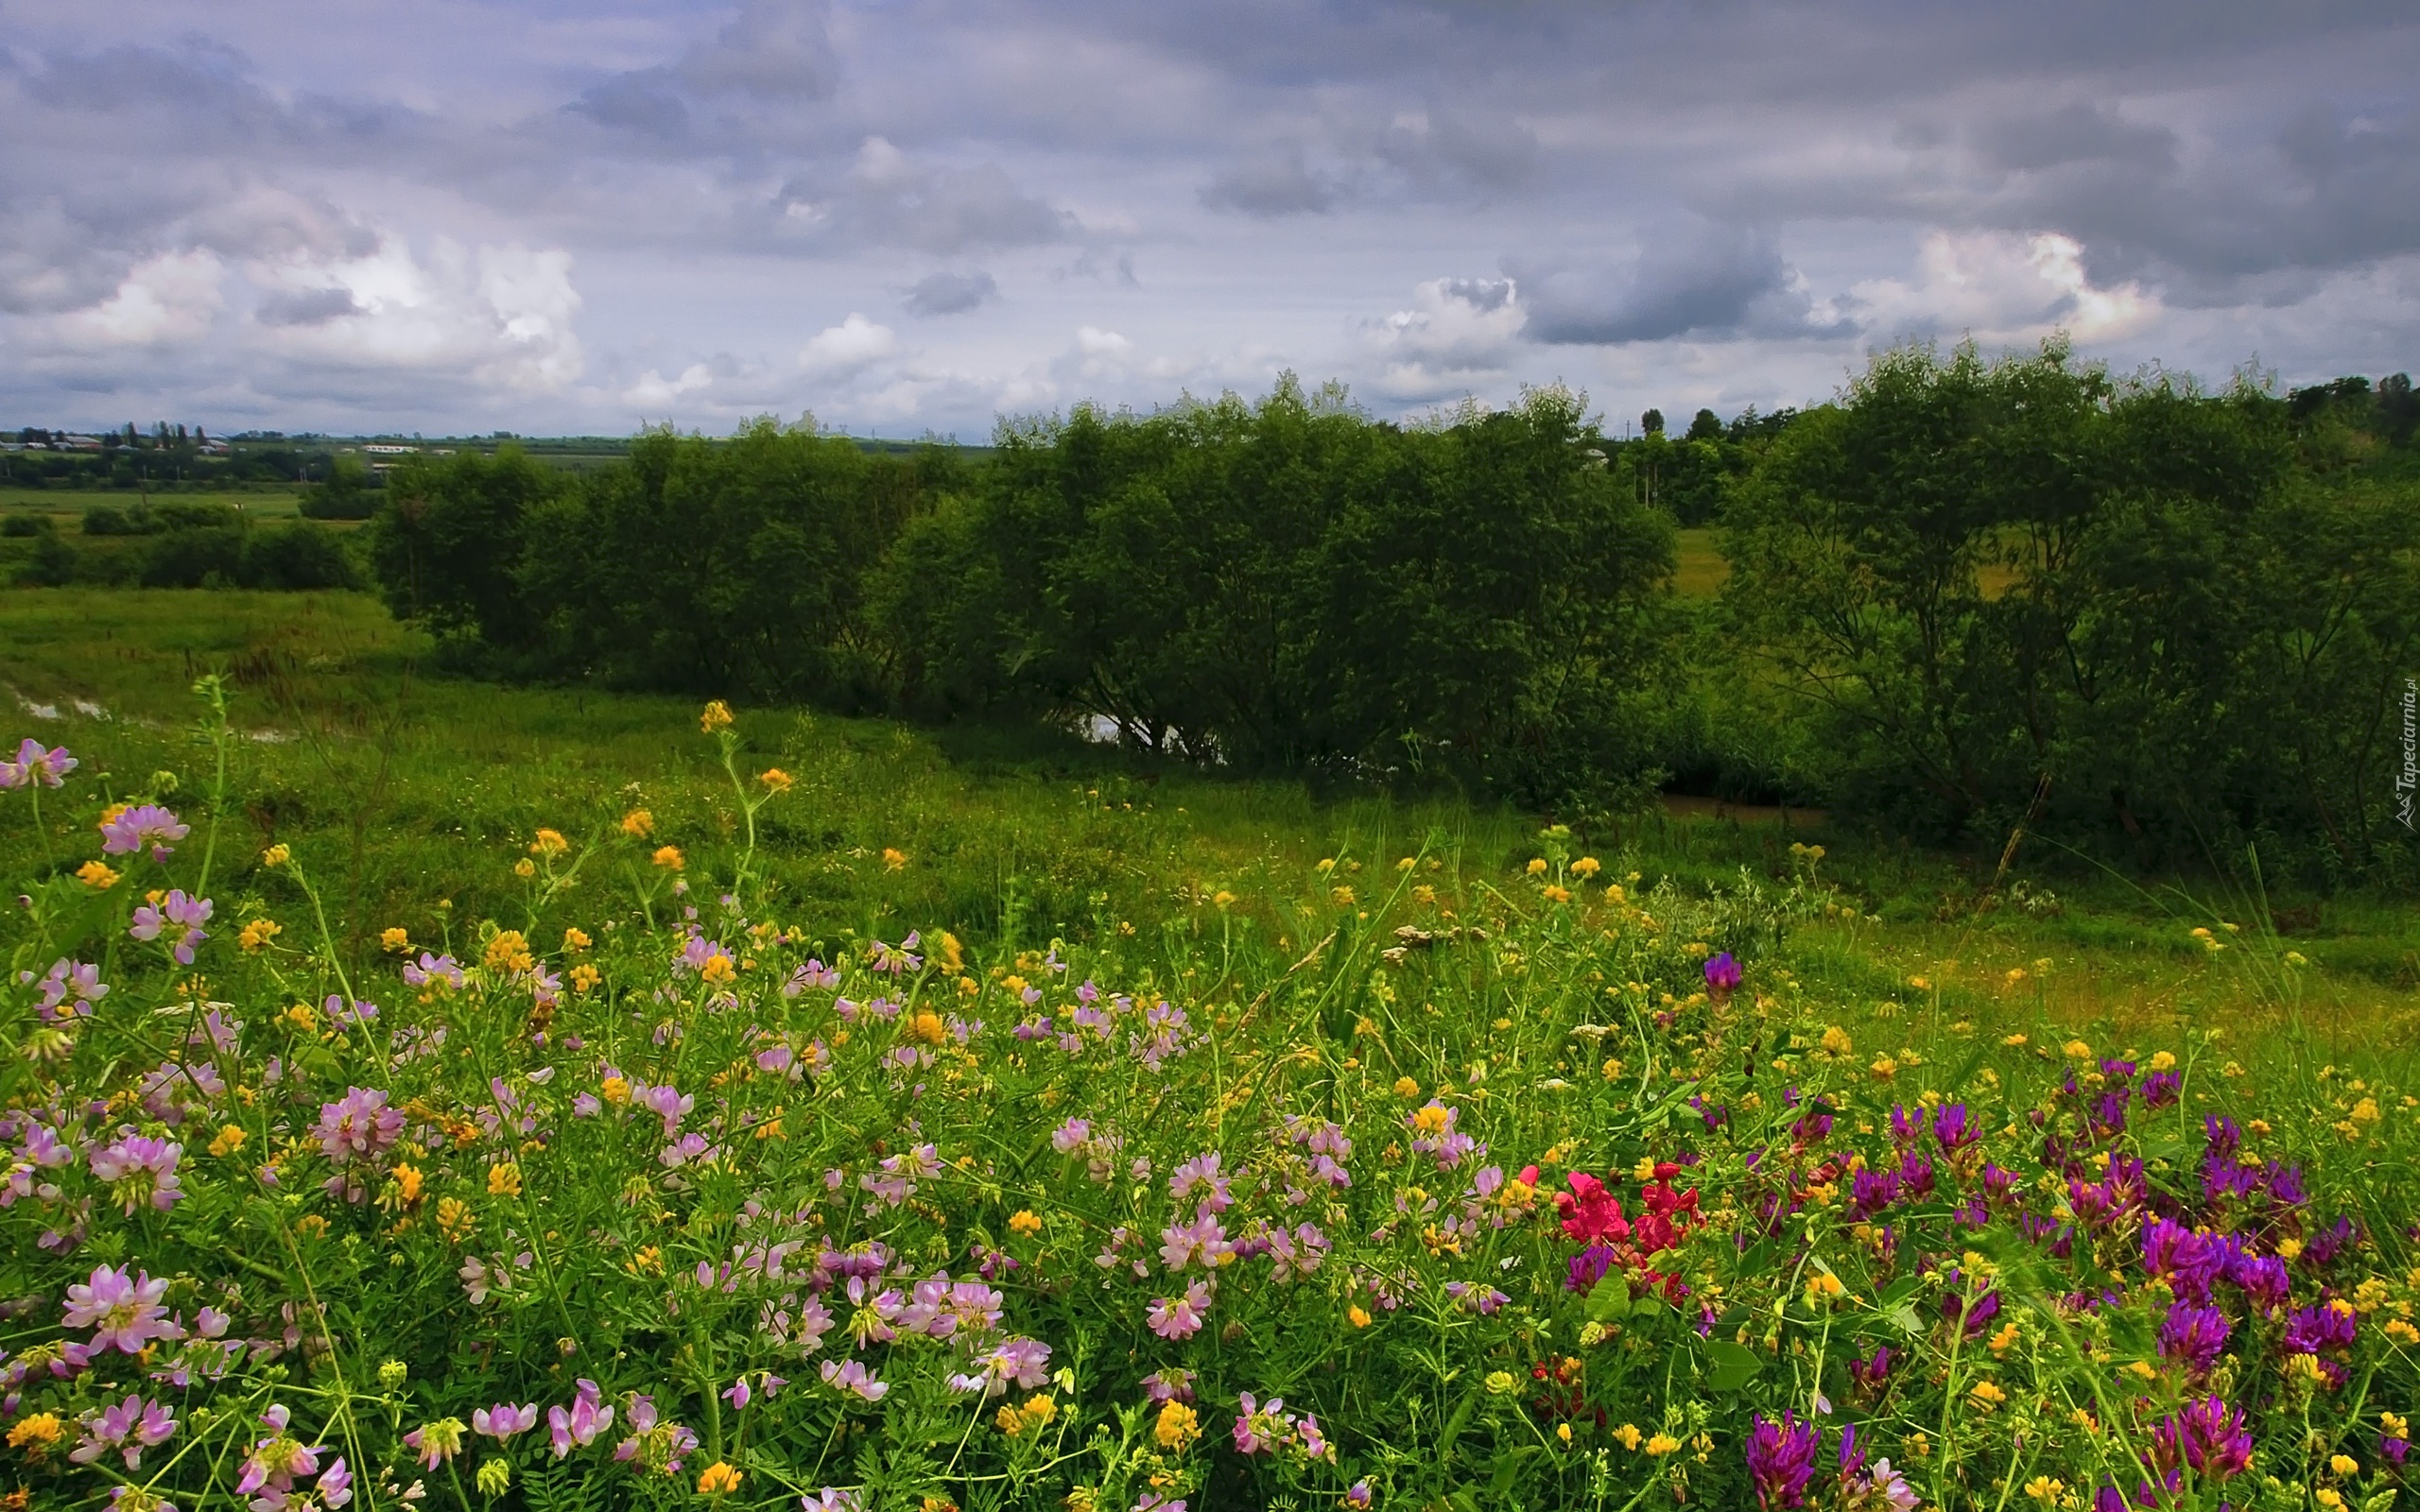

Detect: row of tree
365,347,2420,876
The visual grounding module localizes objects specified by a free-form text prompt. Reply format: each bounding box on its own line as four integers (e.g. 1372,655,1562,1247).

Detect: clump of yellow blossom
563,926,592,952
529,829,569,857
487,1162,523,1198
620,808,654,837
381,927,411,953
651,845,684,871
697,1463,742,1496
570,964,602,994
77,860,120,889
260,843,291,867
1152,1400,1197,1449
700,700,734,733
1008,1210,1044,1237
759,767,793,793
238,918,283,954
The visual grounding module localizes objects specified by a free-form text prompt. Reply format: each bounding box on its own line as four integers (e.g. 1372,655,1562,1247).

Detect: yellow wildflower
1526,858,1547,875
437,1196,475,1244
260,843,291,867
208,1124,247,1157
76,859,120,889
1392,1076,1420,1098
381,927,411,953
529,829,569,856
1968,1380,2006,1408
7,1412,63,1456
1871,1056,1898,1080
1154,1400,1199,1449
1988,1321,2020,1354
1645,1433,1681,1456
484,931,533,974
514,858,537,879
2331,1453,2360,1475
882,848,908,871
1348,1305,1373,1329
620,808,654,837
570,964,601,993
759,767,793,793
487,1162,523,1198
700,700,734,732
1571,855,1601,877
238,918,283,954
651,845,684,871
600,1075,631,1104
1821,1025,1853,1056
2023,1477,2063,1504
563,926,592,952
697,1462,742,1496
1612,1423,1642,1450
1009,1210,1044,1237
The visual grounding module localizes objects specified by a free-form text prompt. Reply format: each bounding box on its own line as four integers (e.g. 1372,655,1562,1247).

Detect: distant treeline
363,346,2420,878
6,503,359,592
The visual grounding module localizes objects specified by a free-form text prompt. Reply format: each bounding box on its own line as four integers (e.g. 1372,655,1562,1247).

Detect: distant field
1674,526,1727,594
1,587,2411,1047
0,486,313,519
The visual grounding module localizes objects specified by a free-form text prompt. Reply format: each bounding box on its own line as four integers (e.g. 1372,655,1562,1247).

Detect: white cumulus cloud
799,313,897,376
248,235,585,392
1851,231,2157,345
622,363,714,407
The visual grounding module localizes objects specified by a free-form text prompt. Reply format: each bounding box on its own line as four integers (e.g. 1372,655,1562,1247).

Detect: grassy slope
1,588,2411,1058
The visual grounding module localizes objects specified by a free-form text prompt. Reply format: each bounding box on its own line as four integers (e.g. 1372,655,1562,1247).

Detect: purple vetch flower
69,1393,177,1469
1932,1102,1979,1152
87,1131,182,1212
27,957,108,1021
2141,1071,2181,1108
1148,1280,1212,1340
1745,1412,1820,1509
234,1404,323,1511
129,890,212,964
1264,1222,1329,1281
947,1336,1052,1398
402,1419,465,1469
401,953,465,990
1143,1368,1196,1402
1703,952,1742,994
2156,1300,2232,1374
1158,1211,1233,1272
101,803,187,860
547,1380,614,1456
2282,1301,2358,1356
1168,1152,1234,1212
1,738,77,788
1847,1345,1894,1394
2225,1250,2290,1313
2151,1395,2252,1481
1232,1392,1294,1456
63,1264,182,1354
472,1403,538,1440
612,1393,699,1474
316,1088,405,1167
2141,1218,2225,1304
819,1358,889,1402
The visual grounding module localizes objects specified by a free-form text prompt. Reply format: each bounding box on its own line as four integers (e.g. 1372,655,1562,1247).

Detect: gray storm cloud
0,0,2413,434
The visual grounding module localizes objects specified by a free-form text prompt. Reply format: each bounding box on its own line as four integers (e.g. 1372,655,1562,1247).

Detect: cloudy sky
5,0,2417,438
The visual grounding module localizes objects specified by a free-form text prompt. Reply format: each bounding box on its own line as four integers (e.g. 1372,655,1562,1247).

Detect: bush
136,524,247,588
1,511,43,537
1721,339,2420,875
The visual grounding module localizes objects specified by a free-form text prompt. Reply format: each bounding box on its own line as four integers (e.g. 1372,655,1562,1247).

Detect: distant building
363,443,417,455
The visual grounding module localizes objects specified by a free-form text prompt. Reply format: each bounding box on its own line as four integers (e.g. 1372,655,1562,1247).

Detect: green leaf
1703,1338,1764,1392
1586,1283,1633,1323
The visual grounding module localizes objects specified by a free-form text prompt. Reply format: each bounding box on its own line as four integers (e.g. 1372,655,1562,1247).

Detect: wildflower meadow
3,696,2416,1512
